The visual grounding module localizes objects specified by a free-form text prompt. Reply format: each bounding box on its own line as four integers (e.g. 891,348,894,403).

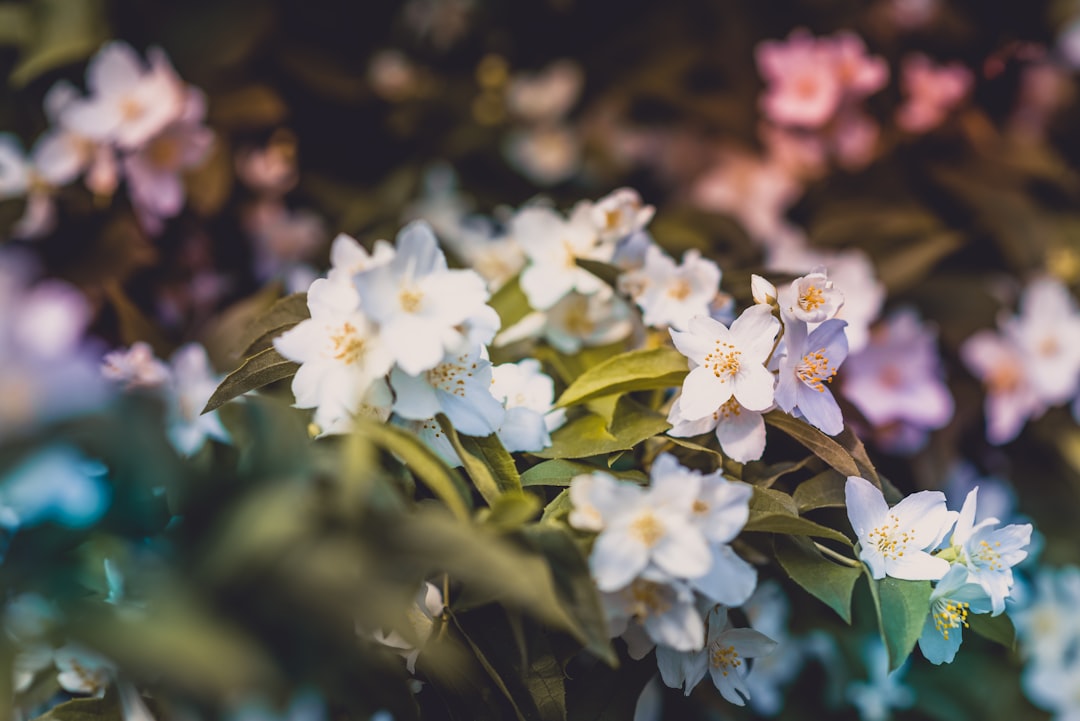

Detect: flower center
329,323,366,364
932,598,970,640
604,209,621,230
666,278,692,301
627,579,671,620
562,298,596,335
796,348,837,392
399,287,424,313
973,539,1004,571
867,514,913,561
1039,336,1059,357
630,512,664,547
426,356,475,397
704,340,741,379
710,643,742,676
717,397,743,420
146,135,183,170
799,284,826,312
986,360,1021,394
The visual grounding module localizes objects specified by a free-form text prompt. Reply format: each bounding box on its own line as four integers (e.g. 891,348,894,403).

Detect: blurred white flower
619,246,720,331
490,359,564,452
389,345,505,437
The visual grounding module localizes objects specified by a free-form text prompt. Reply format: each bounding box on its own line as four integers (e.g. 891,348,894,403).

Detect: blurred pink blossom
896,53,973,133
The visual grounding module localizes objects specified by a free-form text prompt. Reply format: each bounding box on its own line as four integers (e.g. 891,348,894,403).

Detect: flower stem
814,541,861,568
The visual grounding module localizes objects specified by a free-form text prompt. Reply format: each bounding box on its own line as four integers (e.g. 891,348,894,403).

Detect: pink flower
757,30,844,129
831,31,889,100
896,53,973,133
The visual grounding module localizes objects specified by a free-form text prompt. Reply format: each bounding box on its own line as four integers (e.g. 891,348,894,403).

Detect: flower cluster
961,276,1080,444
569,454,776,705
0,41,212,237
846,476,1032,664
1014,566,1080,719
667,269,851,462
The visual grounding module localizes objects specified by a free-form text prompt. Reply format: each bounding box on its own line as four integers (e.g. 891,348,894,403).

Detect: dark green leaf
521,525,617,667
664,436,724,463
480,493,542,531
745,487,852,545
743,455,818,488
968,612,1017,651
202,347,299,414
763,412,860,478
437,415,519,505
29,691,121,721
236,292,310,356
533,398,670,460
866,572,932,672
574,258,620,288
520,459,646,487
774,536,861,623
555,347,688,408
793,470,848,512
353,416,473,521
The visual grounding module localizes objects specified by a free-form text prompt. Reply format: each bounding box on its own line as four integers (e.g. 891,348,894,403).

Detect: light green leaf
520,459,646,487
352,416,473,521
793,470,848,512
541,489,572,524
968,612,1017,651
763,412,860,478
202,347,298,414
664,436,724,462
0,4,32,47
555,347,687,408
489,275,534,330
774,535,861,623
867,572,933,672
10,0,108,88
479,493,541,531
533,397,670,460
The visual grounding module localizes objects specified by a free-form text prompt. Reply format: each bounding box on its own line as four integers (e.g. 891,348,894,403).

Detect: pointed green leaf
533,398,670,460
574,258,620,288
763,412,860,478
480,493,542,531
490,274,534,330
520,459,647,487
28,691,121,721
237,292,310,356
866,571,933,672
352,416,473,521
774,535,861,623
793,470,848,512
437,415,519,505
555,347,688,408
968,612,1017,651
202,347,298,414
745,487,852,545
743,455,818,488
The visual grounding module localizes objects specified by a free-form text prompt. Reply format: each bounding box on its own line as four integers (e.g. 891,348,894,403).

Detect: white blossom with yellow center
917,564,992,665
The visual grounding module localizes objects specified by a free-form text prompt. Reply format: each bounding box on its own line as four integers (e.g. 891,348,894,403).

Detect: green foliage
774,535,861,623
533,398,670,459
866,572,933,673
201,347,299,414
554,347,688,408
437,415,523,504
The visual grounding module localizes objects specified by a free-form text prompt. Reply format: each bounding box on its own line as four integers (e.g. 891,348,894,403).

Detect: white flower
948,486,1032,615
917,564,992,665
512,203,611,310
619,246,721,331
326,232,395,288
590,187,655,243
845,475,956,581
846,638,914,721
572,465,711,592
602,574,705,658
540,290,634,354
960,329,1044,445
371,582,444,674
166,343,231,456
489,359,564,452
781,268,844,323
1004,276,1080,406
0,133,30,199
0,445,110,529
60,42,185,150
354,221,495,375
54,643,114,696
774,316,848,436
273,278,394,433
389,345,506,437
567,471,639,532
750,274,777,306
667,395,769,463
669,304,779,421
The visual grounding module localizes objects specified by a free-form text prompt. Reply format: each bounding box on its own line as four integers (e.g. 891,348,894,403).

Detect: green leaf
574,258,620,288
0,4,32,47
236,292,310,356
664,436,724,462
201,347,298,414
968,612,1017,651
877,231,965,294
743,455,818,488
525,647,567,721
480,493,542,531
352,416,473,521
521,459,646,487
490,274,534,330
763,411,860,478
437,415,520,505
10,0,108,88
541,489,572,523
745,487,852,545
793,470,848,512
533,397,670,460
521,525,617,667
555,347,687,408
774,536,861,623
867,572,933,672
